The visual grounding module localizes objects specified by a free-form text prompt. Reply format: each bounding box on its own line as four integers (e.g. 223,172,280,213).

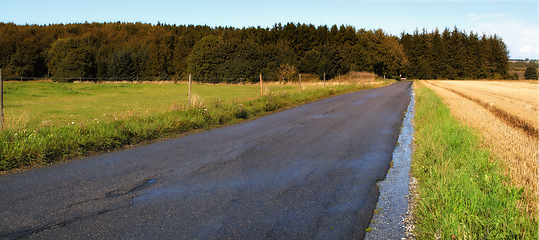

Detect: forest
0,22,510,82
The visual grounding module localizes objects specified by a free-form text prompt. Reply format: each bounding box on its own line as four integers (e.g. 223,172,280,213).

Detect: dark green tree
216,39,263,82
147,32,176,79
186,35,225,82
400,27,509,79
300,47,321,74
524,65,538,80
349,44,372,72
314,44,348,80
47,37,96,81
172,36,191,78
491,35,510,79
108,48,147,80
0,22,513,82
8,52,34,77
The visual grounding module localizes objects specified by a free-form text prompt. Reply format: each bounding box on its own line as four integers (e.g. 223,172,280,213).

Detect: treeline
400,28,510,79
0,22,509,81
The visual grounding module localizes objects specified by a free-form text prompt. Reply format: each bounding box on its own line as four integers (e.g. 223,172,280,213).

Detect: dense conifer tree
0,22,510,81
399,27,509,79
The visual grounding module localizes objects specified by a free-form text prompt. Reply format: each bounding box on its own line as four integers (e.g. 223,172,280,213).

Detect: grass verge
412,81,537,239
0,82,390,172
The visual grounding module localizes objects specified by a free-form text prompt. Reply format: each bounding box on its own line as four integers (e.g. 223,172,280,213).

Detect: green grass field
412,81,536,239
0,80,391,171
3,82,299,130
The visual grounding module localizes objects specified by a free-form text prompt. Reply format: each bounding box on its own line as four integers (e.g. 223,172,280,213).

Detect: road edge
364,81,415,240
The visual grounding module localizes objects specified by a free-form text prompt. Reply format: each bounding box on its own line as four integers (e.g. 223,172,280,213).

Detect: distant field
3,82,300,130
423,80,538,214
508,61,538,79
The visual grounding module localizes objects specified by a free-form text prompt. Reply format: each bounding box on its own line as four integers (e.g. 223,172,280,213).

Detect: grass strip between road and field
0,82,390,172
412,81,537,239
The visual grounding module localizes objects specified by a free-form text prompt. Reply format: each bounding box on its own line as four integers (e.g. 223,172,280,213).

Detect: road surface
1,81,411,239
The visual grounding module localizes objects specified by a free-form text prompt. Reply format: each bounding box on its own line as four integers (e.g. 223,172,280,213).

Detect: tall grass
412,81,537,239
0,82,390,172
2,82,298,130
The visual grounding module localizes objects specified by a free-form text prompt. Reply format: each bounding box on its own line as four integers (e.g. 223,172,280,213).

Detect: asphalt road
0,81,411,239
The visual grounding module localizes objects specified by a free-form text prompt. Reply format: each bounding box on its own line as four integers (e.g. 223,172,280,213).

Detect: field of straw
422,80,538,214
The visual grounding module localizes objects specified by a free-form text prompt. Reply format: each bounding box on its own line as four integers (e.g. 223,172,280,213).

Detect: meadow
0,79,390,172
412,80,537,239
3,81,298,130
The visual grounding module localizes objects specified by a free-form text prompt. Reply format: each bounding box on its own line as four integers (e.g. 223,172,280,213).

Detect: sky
1,0,538,59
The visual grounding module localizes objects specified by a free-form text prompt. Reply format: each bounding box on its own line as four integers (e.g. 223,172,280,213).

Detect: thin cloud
472,21,539,59
468,13,507,21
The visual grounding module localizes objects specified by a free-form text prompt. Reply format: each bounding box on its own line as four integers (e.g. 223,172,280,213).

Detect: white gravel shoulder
365,83,416,240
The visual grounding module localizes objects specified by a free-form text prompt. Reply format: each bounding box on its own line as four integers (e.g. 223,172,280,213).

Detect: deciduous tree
47,37,96,81
524,65,538,80
278,63,297,83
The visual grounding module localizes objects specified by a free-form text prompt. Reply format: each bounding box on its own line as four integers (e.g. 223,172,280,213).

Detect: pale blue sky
1,0,538,58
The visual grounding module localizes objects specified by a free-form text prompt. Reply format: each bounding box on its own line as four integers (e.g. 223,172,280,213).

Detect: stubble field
423,80,538,214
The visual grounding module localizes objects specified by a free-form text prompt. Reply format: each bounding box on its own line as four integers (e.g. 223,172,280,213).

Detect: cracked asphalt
0,81,411,239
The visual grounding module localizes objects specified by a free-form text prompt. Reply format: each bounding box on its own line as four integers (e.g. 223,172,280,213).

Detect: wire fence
0,70,380,130
2,75,274,83
3,74,377,84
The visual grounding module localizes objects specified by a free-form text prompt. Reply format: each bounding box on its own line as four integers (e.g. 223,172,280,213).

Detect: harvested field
422,80,538,214
429,80,538,137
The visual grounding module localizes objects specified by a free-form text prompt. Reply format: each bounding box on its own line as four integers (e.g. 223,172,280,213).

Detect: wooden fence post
188,74,192,104
0,69,3,130
259,74,263,96
299,73,302,89
323,72,326,87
